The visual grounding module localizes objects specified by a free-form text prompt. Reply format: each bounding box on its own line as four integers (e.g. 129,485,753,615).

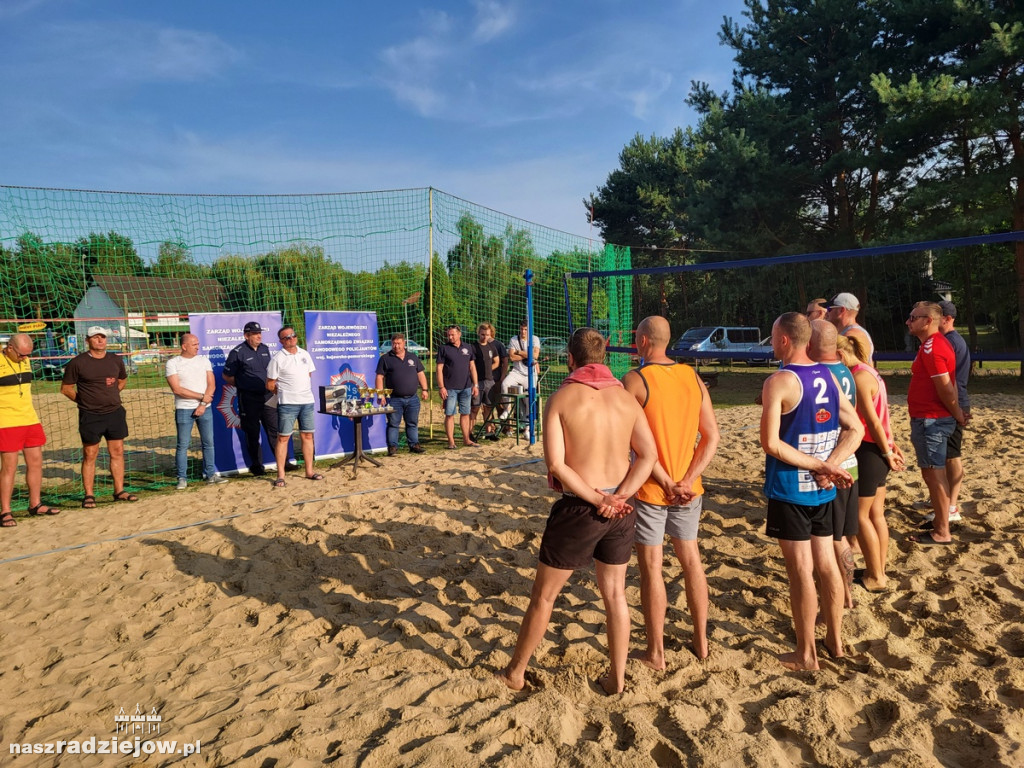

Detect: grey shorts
633,496,702,545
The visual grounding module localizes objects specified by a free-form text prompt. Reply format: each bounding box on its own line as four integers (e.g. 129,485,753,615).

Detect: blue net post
525,268,536,444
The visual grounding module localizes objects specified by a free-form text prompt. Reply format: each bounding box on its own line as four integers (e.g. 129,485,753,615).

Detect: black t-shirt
62,352,127,413
472,340,506,382
375,350,425,397
223,342,273,393
436,342,476,390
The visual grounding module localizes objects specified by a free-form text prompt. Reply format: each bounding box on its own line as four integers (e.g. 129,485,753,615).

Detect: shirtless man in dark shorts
495,327,657,695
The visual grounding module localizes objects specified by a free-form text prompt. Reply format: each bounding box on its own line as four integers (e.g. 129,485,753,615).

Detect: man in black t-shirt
61,326,135,507
470,322,506,440
375,333,429,455
436,325,479,449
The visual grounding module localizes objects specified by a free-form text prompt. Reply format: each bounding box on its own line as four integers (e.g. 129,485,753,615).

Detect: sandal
112,491,138,503
305,473,324,481
28,503,61,516
272,478,287,488
1,512,16,528
82,495,96,509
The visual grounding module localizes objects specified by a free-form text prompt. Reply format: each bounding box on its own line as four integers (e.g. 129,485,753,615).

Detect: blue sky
1,0,747,239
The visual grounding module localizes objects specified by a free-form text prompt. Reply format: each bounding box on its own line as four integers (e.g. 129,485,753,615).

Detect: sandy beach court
1,394,1023,766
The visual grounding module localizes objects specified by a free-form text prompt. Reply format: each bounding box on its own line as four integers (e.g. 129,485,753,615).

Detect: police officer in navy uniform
223,321,280,475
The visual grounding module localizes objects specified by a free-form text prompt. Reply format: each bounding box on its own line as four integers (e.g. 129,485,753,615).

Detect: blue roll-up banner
189,311,282,475
304,310,383,458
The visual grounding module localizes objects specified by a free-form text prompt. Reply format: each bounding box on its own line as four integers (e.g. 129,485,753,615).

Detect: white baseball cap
86,325,109,338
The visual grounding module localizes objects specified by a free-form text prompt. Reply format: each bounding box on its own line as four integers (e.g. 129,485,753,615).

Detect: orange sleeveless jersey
635,362,704,505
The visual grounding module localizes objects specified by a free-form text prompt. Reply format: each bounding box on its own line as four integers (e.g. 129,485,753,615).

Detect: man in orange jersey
623,316,720,665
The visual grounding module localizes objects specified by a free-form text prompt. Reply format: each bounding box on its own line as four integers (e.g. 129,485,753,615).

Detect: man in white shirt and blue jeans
266,326,322,486
166,334,228,489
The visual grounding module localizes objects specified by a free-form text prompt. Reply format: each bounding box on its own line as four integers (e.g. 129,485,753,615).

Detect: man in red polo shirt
906,302,968,546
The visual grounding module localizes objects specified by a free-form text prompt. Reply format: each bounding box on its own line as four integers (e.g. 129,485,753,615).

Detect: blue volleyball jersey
764,363,842,504
822,360,858,480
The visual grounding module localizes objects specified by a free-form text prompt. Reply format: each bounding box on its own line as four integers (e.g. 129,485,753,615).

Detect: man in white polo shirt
266,326,321,486
166,333,228,489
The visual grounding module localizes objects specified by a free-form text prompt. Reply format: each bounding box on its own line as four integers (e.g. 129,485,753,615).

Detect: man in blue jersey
809,320,859,609
760,312,863,670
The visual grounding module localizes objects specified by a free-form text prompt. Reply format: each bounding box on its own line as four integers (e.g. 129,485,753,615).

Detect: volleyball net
0,185,604,503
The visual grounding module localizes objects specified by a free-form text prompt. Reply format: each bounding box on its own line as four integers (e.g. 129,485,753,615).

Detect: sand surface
1,394,1023,766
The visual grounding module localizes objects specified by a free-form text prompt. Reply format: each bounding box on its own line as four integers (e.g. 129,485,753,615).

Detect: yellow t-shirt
636,362,704,505
0,354,41,428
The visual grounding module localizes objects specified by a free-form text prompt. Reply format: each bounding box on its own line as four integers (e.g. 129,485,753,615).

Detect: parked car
539,337,566,362
31,349,73,381
378,339,429,356
744,336,779,366
129,350,164,366
670,326,762,363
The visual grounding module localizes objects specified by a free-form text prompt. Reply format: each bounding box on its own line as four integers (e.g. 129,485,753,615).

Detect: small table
326,407,393,477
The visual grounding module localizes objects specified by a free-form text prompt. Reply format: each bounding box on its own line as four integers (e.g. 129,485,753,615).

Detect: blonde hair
840,332,869,365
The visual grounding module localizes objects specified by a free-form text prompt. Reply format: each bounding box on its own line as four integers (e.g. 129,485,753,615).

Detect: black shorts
538,496,636,569
831,481,859,541
946,424,963,460
79,406,129,445
856,442,891,497
766,497,832,541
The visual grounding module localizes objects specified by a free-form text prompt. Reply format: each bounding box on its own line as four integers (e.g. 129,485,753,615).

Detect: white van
670,326,762,361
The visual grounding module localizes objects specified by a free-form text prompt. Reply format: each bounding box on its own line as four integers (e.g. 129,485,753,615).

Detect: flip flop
1,512,16,528
28,504,61,516
272,478,287,488
112,491,138,503
909,532,953,546
82,495,96,509
305,473,324,481
445,444,458,450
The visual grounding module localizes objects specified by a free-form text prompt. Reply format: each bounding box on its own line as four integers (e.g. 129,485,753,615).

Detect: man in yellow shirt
0,333,60,526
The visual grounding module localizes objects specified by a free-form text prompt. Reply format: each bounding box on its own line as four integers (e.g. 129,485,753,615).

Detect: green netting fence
0,185,628,505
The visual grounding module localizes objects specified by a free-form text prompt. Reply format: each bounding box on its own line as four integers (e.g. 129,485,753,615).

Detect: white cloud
0,0,48,19
37,20,241,85
377,14,453,116
472,0,514,43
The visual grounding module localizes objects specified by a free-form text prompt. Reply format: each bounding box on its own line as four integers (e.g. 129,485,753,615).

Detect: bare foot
778,651,819,671
598,673,624,695
691,635,709,660
494,668,524,691
630,649,665,671
823,635,845,660
860,575,887,593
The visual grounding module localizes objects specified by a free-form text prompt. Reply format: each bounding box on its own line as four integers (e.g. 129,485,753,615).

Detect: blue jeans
175,407,216,480
387,395,421,447
910,417,956,469
278,403,315,435
444,387,473,416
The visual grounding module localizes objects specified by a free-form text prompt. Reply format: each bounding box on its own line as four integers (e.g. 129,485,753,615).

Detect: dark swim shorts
765,497,833,541
538,496,636,570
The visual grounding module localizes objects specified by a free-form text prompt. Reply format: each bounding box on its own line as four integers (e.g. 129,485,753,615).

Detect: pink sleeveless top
851,362,891,445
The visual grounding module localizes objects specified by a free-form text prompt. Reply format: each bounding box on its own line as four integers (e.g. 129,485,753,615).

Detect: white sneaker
924,510,962,523
206,475,229,485
176,479,188,490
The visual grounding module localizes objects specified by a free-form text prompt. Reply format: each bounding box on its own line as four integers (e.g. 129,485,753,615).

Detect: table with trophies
318,384,394,477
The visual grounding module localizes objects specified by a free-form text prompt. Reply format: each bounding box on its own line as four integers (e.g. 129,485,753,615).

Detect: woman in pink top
838,336,906,593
